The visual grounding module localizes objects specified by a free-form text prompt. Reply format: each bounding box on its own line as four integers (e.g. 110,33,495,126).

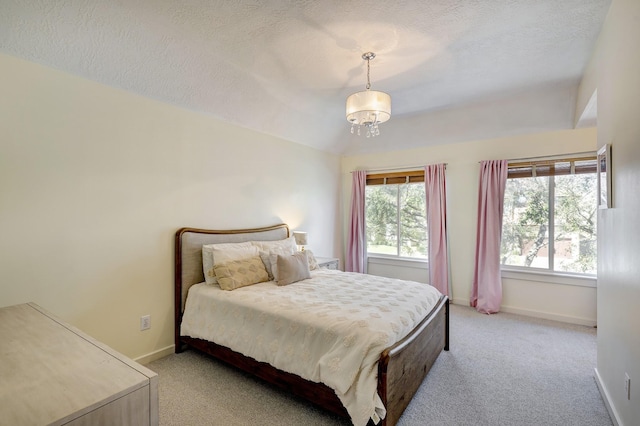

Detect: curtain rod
478,150,596,164
351,163,447,173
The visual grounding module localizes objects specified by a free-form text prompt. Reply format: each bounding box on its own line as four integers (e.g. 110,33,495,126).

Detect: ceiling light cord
366,54,371,90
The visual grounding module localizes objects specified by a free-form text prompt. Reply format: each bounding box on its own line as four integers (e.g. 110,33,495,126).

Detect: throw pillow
276,252,311,286
214,256,269,291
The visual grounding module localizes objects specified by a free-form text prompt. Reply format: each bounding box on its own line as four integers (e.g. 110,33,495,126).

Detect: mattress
180,269,442,425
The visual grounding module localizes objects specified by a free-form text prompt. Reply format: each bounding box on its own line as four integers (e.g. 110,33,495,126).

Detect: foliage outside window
500,157,597,275
365,171,427,259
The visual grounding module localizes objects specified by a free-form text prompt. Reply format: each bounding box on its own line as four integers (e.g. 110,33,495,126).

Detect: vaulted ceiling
0,0,611,155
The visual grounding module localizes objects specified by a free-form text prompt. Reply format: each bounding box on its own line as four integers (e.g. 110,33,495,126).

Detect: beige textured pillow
213,256,269,291
276,252,311,286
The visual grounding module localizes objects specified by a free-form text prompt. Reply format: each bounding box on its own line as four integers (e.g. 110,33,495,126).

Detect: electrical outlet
140,315,151,331
625,373,631,400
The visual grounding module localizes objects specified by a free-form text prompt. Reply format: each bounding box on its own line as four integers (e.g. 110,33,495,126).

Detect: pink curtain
425,164,450,296
346,170,367,273
471,160,508,314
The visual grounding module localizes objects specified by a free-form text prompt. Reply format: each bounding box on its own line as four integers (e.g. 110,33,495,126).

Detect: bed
174,224,449,426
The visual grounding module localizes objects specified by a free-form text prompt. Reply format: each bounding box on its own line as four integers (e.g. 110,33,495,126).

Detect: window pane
554,174,597,274
365,185,398,255
399,183,427,258
365,182,428,259
501,177,550,268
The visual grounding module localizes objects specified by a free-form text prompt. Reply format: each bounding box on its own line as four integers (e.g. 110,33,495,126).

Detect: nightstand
0,303,158,425
316,257,340,270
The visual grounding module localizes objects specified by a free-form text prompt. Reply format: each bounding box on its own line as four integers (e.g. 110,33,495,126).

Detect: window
365,171,427,259
500,156,597,275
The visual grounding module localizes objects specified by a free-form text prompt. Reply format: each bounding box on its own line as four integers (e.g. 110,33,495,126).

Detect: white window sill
367,255,428,270
501,268,597,288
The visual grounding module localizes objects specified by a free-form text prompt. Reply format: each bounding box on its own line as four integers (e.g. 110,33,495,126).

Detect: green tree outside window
501,172,597,275
365,183,427,259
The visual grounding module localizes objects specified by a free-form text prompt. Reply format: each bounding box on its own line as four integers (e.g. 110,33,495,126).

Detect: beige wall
341,127,598,325
593,0,640,423
0,53,342,362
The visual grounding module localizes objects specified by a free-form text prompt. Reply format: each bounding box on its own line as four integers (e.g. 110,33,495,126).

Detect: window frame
364,170,428,261
500,154,598,279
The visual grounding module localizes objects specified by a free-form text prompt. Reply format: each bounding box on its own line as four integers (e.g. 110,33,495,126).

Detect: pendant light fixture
346,52,391,138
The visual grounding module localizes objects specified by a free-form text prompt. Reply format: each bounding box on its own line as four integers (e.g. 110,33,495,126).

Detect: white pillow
202,242,259,285
250,236,297,256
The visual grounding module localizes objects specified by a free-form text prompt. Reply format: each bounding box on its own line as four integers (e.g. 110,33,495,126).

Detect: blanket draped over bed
180,269,442,426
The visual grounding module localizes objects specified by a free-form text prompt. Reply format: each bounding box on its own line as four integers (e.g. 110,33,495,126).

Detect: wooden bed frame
174,224,449,426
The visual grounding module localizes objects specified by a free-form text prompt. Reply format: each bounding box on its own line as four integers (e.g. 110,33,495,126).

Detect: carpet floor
148,304,612,425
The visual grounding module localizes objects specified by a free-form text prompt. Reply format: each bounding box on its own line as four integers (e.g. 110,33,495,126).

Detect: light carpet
147,304,612,425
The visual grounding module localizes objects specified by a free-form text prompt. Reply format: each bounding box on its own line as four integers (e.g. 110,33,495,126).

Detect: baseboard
499,304,596,327
134,345,175,365
595,368,621,426
451,298,469,307
450,299,596,327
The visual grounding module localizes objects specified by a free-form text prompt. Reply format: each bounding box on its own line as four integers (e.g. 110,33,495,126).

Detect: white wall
0,53,342,362
341,127,598,326
592,0,640,423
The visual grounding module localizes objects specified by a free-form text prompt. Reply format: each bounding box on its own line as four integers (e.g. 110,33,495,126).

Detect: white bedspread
180,269,442,426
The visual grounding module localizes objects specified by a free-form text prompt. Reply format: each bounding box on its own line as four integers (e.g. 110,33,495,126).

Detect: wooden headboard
174,224,289,346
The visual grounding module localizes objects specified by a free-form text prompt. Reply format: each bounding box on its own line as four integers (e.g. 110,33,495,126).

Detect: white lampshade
293,231,308,246
346,90,391,125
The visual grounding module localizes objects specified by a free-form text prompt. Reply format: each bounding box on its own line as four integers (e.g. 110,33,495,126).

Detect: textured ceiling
0,0,611,155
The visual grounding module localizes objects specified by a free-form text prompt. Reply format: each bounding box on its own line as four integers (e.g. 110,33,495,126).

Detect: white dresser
0,303,158,426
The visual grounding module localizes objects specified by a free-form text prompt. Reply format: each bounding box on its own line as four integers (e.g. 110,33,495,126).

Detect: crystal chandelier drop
346,52,391,138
